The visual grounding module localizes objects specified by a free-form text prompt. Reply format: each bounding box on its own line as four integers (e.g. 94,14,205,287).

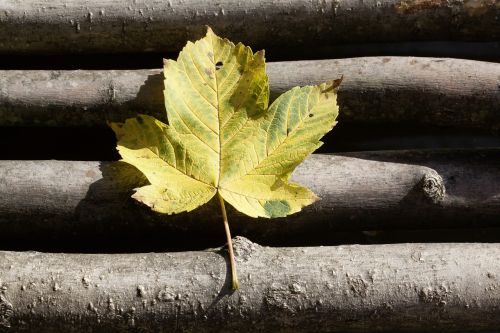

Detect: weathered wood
273,57,500,130
0,238,499,332
1,57,499,130
0,0,498,54
1,150,499,244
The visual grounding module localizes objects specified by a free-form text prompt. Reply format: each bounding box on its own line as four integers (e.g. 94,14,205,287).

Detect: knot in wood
232,236,259,263
420,172,445,204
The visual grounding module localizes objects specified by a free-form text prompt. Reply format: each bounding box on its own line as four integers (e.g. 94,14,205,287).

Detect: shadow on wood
0,150,499,250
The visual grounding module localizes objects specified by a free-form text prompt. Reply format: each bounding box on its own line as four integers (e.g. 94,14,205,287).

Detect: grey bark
0,0,498,54
1,150,500,243
0,238,499,332
1,57,499,130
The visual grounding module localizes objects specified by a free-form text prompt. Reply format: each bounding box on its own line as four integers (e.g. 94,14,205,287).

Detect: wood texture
0,57,499,130
1,150,499,244
0,238,499,332
0,0,498,54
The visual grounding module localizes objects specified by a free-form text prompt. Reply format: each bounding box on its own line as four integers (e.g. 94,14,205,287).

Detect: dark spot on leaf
309,113,314,117
263,200,291,218
204,68,214,78
136,116,144,124
215,61,223,70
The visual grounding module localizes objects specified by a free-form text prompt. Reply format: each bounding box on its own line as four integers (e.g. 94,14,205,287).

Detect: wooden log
1,150,499,244
0,238,499,332
0,57,499,130
0,0,498,54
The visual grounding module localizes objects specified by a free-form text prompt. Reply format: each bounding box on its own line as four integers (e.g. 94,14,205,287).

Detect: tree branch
0,238,499,332
0,150,499,243
0,57,498,130
0,0,497,54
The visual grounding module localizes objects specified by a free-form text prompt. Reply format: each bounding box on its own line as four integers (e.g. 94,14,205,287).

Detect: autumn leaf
110,27,340,289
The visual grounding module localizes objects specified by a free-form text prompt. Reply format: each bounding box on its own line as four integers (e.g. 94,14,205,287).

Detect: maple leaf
110,28,340,289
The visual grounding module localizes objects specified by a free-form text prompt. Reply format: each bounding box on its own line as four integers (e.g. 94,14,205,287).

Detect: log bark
0,57,499,130
1,150,500,244
0,0,498,54
0,238,499,332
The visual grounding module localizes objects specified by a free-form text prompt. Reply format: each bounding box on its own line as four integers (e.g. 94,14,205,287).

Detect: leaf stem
218,192,239,290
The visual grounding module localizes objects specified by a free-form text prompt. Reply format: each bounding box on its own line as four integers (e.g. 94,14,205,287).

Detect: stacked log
0,1,499,332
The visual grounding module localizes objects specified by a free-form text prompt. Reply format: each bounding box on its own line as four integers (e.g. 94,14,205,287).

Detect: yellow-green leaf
110,27,340,218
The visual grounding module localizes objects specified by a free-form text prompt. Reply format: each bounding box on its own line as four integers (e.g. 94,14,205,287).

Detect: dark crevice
0,124,499,160
0,227,499,253
0,41,497,70
0,127,120,161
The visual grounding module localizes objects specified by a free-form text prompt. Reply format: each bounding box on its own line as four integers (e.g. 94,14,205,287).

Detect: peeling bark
0,0,497,54
0,238,499,332
0,57,499,130
0,150,499,243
